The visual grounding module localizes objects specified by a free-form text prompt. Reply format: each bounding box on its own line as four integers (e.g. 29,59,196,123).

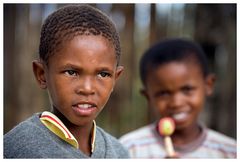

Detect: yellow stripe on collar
40,111,96,153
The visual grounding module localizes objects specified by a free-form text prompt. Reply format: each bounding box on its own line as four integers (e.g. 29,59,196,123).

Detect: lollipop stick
164,135,175,157
158,117,176,157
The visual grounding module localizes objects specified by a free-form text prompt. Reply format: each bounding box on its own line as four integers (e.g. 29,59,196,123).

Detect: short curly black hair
140,38,210,86
39,4,121,65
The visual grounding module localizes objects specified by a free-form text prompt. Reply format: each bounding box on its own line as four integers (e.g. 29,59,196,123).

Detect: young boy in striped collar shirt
4,5,128,158
119,39,236,158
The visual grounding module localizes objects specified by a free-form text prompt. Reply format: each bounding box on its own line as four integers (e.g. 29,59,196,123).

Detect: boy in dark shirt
4,5,128,158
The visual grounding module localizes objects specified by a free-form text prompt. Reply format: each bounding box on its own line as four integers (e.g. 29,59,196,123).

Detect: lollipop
158,117,176,157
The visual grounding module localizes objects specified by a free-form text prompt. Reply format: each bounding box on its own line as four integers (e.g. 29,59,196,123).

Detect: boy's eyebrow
61,63,114,73
96,67,114,73
60,63,80,69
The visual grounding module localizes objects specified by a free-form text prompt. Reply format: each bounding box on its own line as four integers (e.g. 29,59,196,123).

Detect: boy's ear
140,88,150,101
32,60,47,89
205,73,216,96
114,65,124,80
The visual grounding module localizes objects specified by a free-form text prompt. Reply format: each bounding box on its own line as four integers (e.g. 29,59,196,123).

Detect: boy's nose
75,77,95,95
169,93,184,108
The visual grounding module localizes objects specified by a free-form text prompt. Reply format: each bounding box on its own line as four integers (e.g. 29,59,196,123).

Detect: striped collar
40,111,96,153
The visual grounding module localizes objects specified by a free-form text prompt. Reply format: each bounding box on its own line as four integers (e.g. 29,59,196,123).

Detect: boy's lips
170,108,191,122
72,102,97,116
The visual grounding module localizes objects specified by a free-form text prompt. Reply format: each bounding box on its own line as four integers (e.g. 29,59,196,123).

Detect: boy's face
143,61,214,131
33,35,123,126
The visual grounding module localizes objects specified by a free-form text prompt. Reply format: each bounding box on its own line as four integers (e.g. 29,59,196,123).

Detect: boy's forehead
71,35,115,49
150,58,202,72
145,61,204,82
49,35,115,58
46,35,117,66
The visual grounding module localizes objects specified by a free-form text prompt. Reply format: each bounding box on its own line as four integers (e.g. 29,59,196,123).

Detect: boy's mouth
72,102,97,116
76,103,95,109
172,112,189,121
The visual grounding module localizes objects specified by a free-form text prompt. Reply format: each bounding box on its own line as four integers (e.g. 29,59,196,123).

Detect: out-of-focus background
4,4,236,139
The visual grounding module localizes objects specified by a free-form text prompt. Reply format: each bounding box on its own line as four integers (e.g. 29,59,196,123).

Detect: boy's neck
68,122,93,156
172,123,201,146
51,108,93,156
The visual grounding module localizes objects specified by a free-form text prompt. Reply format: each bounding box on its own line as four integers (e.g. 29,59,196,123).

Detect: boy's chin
67,116,95,127
175,121,198,132
74,119,95,126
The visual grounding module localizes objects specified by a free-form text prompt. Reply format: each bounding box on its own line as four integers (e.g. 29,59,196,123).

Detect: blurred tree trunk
150,4,157,45
116,4,135,135
147,4,158,122
4,4,48,133
4,4,18,133
194,4,236,138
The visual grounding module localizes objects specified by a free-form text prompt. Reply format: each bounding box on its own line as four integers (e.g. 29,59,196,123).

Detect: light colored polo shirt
119,122,236,158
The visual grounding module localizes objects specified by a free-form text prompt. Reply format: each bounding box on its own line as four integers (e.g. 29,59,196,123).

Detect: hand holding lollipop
158,117,177,158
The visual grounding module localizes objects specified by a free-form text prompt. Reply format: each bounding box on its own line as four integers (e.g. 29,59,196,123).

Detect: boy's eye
65,70,77,76
155,90,170,98
98,71,111,78
181,85,195,94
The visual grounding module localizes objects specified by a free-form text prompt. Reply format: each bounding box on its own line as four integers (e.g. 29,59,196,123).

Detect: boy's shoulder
4,113,49,158
119,122,157,146
206,128,236,145
203,128,236,157
4,113,42,139
120,122,156,140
